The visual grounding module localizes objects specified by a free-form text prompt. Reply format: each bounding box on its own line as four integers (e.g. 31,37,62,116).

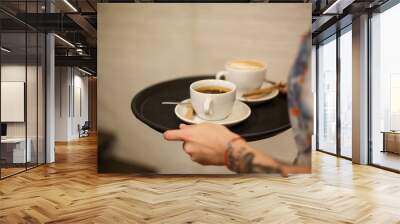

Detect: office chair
79,121,90,138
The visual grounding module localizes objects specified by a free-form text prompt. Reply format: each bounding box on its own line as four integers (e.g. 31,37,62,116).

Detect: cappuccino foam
228,60,264,71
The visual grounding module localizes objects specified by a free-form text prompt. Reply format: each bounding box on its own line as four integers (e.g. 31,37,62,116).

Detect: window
339,27,352,158
390,74,400,130
312,45,317,151
370,2,400,171
317,35,337,154
316,25,353,159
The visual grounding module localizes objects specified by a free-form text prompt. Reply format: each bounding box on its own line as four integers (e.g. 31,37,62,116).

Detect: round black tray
131,75,290,141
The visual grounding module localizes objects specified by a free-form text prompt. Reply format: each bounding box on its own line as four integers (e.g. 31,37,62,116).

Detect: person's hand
164,123,294,176
163,123,239,165
277,82,288,94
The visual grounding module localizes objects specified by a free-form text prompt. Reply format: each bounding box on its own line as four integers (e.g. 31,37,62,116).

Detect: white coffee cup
190,79,236,121
216,59,267,93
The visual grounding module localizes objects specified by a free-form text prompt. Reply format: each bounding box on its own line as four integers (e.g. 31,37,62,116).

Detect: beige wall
98,3,311,174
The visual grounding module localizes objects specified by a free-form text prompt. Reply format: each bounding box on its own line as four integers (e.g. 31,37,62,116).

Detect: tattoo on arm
227,146,254,173
226,143,283,174
252,163,281,173
239,151,255,173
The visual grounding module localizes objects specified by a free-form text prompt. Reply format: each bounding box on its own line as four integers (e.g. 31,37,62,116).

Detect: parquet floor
1,135,400,224
1,167,26,178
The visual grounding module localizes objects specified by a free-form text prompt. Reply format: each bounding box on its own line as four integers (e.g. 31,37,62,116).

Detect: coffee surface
228,60,264,71
195,86,231,94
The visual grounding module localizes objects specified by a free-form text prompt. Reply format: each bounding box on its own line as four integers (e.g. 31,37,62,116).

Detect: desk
1,138,31,164
382,131,400,154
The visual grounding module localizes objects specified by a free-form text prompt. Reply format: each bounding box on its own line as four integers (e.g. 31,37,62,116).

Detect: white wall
55,67,69,141
1,65,28,142
1,64,46,164
55,67,89,141
75,74,89,129
1,65,35,138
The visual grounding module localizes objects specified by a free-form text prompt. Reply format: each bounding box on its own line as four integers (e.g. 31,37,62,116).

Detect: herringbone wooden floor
1,135,400,224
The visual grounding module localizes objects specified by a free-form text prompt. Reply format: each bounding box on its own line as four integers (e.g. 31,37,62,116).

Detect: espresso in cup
216,59,266,93
195,86,232,94
190,79,236,121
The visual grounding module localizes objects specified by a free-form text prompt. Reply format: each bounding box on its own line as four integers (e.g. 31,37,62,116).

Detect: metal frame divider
315,44,320,152
336,17,342,158
367,10,373,166
25,1,28,171
36,0,39,168
0,23,2,179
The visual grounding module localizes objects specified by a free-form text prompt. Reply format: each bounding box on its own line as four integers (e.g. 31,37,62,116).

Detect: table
1,138,31,164
381,131,400,154
131,75,291,141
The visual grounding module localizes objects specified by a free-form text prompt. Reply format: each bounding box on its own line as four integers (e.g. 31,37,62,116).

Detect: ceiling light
54,34,75,48
76,48,85,55
1,47,11,53
63,0,78,12
323,0,344,15
78,67,93,76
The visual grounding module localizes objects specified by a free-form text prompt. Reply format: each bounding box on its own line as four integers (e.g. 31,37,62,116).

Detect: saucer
174,99,251,126
237,82,279,104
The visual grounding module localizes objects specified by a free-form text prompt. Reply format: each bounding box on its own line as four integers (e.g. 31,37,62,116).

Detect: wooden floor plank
0,135,400,223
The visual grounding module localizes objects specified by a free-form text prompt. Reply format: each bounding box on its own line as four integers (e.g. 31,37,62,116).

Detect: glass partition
0,31,28,177
27,30,38,169
0,2,46,179
38,32,45,165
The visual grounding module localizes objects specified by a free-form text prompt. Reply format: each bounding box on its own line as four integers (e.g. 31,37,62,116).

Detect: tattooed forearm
239,151,255,173
227,146,243,172
226,139,283,174
227,145,255,173
252,164,281,173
